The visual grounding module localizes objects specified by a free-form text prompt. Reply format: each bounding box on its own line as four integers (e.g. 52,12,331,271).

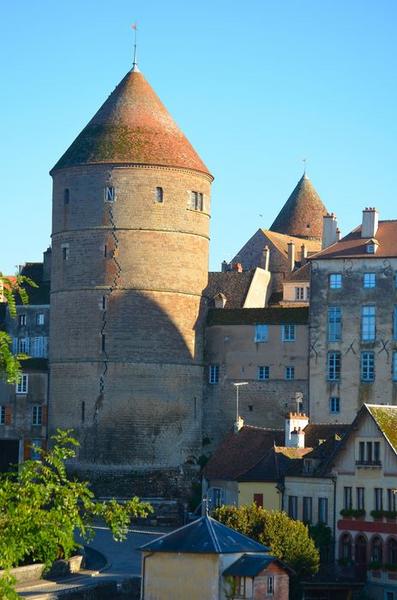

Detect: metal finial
131,23,140,72
302,158,307,177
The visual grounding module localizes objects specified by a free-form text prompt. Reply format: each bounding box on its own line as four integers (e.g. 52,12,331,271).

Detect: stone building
48,61,213,494
308,208,397,424
0,258,50,470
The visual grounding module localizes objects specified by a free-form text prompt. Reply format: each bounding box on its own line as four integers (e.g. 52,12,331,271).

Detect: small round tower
49,63,213,495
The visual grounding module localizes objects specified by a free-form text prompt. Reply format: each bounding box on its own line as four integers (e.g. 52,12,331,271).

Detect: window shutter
5,406,12,425
12,338,18,353
41,405,48,425
24,440,31,460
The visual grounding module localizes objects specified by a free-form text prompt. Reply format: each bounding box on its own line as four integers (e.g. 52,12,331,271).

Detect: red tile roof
52,70,211,176
312,221,397,259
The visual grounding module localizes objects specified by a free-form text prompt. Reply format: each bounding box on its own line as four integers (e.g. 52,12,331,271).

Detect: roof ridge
206,516,222,553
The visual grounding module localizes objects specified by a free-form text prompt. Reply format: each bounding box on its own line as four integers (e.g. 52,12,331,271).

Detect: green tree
213,504,319,578
0,272,37,383
0,430,152,597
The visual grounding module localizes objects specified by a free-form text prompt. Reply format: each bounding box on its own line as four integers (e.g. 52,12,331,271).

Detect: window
31,439,42,460
374,441,380,462
367,243,376,254
358,441,381,465
282,324,296,342
361,305,376,341
318,497,328,524
327,351,341,381
295,287,304,300
155,187,164,203
235,576,247,598
359,441,365,463
189,191,203,211
18,338,29,354
31,337,48,358
356,487,365,510
258,366,270,380
64,188,70,205
32,405,42,426
254,324,268,342
209,365,219,384
388,489,397,512
36,313,45,326
62,244,69,261
303,497,313,523
344,486,352,510
267,576,274,596
375,488,383,511
328,306,342,341
288,496,298,519
16,374,28,394
329,396,340,413
253,493,263,508
210,487,223,508
341,534,352,560
0,405,5,425
18,314,27,326
363,273,376,288
371,537,383,563
388,538,397,566
285,366,295,380
329,273,342,289
361,351,375,381
104,186,116,202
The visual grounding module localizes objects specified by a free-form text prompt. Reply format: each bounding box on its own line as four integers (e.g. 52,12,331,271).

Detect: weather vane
302,157,307,175
131,22,139,71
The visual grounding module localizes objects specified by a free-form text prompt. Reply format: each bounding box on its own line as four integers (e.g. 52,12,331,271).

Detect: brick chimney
322,213,338,249
221,260,229,272
232,263,243,272
361,207,379,239
300,244,307,265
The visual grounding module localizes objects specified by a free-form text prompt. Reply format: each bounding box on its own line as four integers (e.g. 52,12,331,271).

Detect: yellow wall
238,482,281,510
143,552,220,600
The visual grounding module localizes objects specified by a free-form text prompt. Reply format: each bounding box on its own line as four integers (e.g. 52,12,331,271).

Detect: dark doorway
0,439,19,472
354,535,367,580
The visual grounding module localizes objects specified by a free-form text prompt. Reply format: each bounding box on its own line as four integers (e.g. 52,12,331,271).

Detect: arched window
155,187,164,203
340,533,352,560
370,537,383,563
355,535,367,567
388,538,397,565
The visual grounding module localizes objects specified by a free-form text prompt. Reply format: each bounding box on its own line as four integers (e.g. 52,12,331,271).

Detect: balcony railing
355,459,382,467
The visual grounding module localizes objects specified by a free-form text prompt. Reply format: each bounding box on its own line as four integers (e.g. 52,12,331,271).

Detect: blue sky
1,0,396,273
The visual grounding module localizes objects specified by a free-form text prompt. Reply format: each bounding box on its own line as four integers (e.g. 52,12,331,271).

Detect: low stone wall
0,563,45,584
40,577,141,599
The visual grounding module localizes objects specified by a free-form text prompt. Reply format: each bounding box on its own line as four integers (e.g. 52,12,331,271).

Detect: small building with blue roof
139,515,292,599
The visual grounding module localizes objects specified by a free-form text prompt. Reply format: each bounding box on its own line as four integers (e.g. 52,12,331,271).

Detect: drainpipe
332,476,337,563
141,552,154,600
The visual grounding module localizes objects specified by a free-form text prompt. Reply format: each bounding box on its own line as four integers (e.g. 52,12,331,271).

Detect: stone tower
49,63,213,495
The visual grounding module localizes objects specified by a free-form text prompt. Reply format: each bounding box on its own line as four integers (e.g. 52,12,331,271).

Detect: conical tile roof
52,69,211,176
270,174,327,240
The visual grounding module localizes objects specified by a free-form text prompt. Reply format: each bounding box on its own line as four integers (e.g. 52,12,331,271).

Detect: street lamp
233,382,248,423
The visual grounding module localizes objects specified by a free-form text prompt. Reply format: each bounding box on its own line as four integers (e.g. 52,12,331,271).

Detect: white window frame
295,287,304,300
16,374,28,394
32,404,42,426
363,273,376,288
266,575,274,596
258,366,270,381
18,337,30,354
189,191,203,211
285,366,295,380
329,273,342,289
18,314,27,326
327,352,341,381
36,313,45,325
254,324,268,342
361,305,376,341
209,364,219,384
329,396,340,413
282,324,296,342
104,186,116,202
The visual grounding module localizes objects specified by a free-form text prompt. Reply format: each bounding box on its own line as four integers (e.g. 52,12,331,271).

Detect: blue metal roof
139,516,270,554
223,554,292,577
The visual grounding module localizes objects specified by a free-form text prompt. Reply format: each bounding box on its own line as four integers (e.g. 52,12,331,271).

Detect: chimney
287,242,295,272
361,207,379,239
234,416,244,432
221,260,229,272
214,293,227,309
322,213,338,249
300,244,307,265
336,228,341,241
261,246,270,271
232,263,243,273
42,247,52,282
285,412,309,447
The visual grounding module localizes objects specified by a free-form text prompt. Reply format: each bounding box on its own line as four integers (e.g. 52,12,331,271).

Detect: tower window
209,364,219,384
155,187,164,203
189,191,203,211
64,188,70,205
62,244,69,261
104,186,116,202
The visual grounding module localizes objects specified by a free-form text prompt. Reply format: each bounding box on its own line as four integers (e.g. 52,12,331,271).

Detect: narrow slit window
155,187,164,203
64,188,70,205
